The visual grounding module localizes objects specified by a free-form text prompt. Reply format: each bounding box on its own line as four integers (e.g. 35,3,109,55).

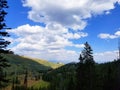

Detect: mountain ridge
4,54,63,74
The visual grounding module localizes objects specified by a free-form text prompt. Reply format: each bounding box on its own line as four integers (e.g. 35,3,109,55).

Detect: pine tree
24,69,28,89
82,42,94,64
0,0,11,88
76,42,95,90
76,54,84,90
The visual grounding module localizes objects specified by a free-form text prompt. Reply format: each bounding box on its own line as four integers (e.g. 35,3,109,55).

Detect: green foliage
31,80,50,89
43,59,120,90
1,41,120,90
95,60,120,90
0,0,11,88
4,54,53,75
2,57,120,90
76,42,95,90
11,80,50,90
1,54,63,90
4,54,63,75
44,63,77,90
28,57,63,69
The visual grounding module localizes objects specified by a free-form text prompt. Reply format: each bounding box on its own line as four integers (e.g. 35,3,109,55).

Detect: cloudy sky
6,0,120,63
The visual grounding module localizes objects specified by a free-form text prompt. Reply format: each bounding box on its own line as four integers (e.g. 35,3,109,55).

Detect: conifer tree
24,69,28,89
76,42,95,90
0,0,11,88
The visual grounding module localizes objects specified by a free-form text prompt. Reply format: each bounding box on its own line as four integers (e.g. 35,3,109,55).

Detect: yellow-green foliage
5,54,63,71
33,59,63,69
5,54,51,72
32,80,50,89
22,56,64,69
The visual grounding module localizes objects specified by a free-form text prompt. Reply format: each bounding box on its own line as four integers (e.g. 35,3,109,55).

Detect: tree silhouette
24,69,28,89
76,42,95,90
0,0,11,88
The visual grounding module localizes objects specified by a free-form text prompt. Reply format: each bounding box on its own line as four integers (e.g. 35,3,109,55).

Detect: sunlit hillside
5,54,63,73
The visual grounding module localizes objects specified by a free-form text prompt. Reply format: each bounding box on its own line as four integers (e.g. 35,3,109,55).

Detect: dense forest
1,43,120,90
1,0,120,90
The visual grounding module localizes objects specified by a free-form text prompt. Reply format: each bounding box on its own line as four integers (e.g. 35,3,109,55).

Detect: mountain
42,62,77,90
4,54,120,90
43,62,77,81
22,56,63,69
4,54,63,74
43,60,120,90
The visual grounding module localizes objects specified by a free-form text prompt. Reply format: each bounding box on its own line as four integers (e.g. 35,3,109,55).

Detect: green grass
32,80,50,89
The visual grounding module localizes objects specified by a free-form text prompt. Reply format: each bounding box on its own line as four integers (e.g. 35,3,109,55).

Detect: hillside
4,54,63,74
22,56,63,69
3,54,120,90
2,54,64,90
42,60,120,90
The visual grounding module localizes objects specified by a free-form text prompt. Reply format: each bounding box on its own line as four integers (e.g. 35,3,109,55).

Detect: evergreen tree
76,42,95,90
0,0,11,88
24,69,28,89
82,42,94,64
76,54,84,90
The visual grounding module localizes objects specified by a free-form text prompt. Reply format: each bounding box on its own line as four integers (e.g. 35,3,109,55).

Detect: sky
5,0,120,63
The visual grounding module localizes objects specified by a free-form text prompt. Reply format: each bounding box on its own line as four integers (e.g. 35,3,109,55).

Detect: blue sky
5,0,120,63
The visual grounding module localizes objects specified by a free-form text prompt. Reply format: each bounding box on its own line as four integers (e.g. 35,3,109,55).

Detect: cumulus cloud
8,0,120,63
8,24,86,62
98,30,120,39
22,0,120,30
94,51,118,63
8,24,118,63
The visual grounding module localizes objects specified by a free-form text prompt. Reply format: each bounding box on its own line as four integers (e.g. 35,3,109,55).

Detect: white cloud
98,30,120,39
105,11,111,15
98,33,117,39
22,0,120,30
94,51,118,63
8,0,120,63
63,32,88,39
115,31,120,36
8,24,118,63
9,24,86,63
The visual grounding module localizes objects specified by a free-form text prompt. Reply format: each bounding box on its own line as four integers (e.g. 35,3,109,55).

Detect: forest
1,0,120,90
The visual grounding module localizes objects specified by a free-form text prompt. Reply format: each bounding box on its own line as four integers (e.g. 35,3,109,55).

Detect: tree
0,0,11,88
24,69,28,89
76,54,84,90
76,42,95,90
